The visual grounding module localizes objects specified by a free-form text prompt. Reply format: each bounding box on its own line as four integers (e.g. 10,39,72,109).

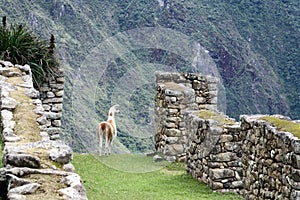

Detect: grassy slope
72,154,241,200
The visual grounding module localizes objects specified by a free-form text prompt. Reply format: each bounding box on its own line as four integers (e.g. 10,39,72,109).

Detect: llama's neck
107,112,117,134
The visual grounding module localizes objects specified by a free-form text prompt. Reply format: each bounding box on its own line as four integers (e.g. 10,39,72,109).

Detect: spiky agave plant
0,16,58,88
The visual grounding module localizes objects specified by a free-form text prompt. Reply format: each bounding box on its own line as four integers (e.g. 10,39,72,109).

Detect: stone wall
155,71,300,199
154,72,218,161
0,61,87,200
185,111,243,193
241,115,300,200
39,66,64,140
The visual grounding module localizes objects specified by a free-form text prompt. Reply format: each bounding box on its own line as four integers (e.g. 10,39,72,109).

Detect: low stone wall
155,72,218,161
186,111,243,193
0,61,87,200
241,115,300,200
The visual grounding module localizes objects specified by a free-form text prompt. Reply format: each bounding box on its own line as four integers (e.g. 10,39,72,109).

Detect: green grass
72,154,242,200
259,116,300,138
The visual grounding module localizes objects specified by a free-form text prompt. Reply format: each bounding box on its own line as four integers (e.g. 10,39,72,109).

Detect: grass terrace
72,153,242,200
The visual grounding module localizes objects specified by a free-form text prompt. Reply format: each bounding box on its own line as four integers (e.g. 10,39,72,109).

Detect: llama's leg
99,133,103,156
108,140,112,155
105,136,109,156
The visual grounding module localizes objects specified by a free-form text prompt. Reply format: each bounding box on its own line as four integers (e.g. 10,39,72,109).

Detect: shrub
0,16,58,88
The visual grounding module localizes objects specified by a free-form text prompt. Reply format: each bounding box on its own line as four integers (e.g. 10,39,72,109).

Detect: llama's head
109,104,120,116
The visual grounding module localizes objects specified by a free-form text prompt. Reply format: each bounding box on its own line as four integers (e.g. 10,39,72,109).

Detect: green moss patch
194,109,236,125
259,116,300,138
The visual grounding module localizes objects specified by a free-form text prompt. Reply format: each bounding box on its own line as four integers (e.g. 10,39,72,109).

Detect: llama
97,104,119,156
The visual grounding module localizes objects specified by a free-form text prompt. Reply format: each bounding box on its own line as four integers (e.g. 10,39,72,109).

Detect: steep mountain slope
1,0,299,152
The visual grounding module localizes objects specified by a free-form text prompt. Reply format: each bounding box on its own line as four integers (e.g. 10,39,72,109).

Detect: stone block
51,104,63,112
209,168,235,180
37,115,48,125
43,104,51,111
48,127,61,135
55,90,64,97
291,153,300,169
4,154,41,168
2,96,19,110
7,174,31,191
42,97,63,104
1,109,13,120
292,140,300,155
166,122,176,128
210,152,238,162
45,112,62,120
292,168,300,182
46,91,55,98
165,89,182,97
166,137,178,144
224,142,241,152
52,120,62,127
56,77,65,83
164,128,181,137
209,181,223,190
8,183,40,196
291,189,300,200
164,144,184,156
49,83,64,90
25,88,39,99
49,144,73,164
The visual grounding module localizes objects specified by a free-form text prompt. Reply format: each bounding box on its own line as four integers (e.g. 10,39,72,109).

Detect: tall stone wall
155,72,218,161
0,61,87,200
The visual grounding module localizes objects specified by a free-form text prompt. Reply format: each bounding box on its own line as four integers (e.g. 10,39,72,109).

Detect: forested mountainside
1,0,299,153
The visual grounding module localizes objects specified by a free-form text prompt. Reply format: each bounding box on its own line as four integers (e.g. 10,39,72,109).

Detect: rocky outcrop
0,61,87,199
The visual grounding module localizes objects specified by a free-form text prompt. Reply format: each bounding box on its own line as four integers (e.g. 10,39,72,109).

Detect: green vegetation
72,153,242,200
195,109,236,125
259,116,300,138
0,16,58,88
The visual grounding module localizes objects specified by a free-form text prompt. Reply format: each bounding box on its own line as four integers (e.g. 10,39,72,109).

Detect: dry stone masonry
155,72,218,162
0,61,87,200
185,111,243,193
39,66,64,140
241,115,300,200
155,72,300,199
